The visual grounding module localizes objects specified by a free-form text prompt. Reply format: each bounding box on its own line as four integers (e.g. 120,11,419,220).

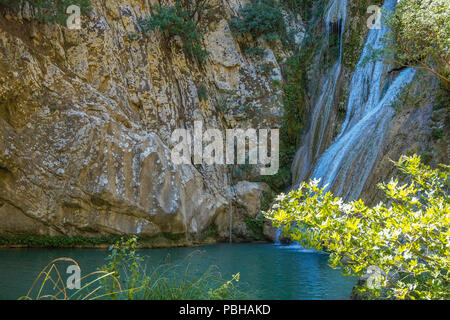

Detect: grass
19,257,121,300
19,237,245,300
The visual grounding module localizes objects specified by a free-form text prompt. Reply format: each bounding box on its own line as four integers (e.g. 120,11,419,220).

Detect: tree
265,155,449,299
140,1,212,64
382,0,450,85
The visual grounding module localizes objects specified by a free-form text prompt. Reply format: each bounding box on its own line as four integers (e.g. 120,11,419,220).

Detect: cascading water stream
293,0,416,201
291,0,348,186
279,0,348,247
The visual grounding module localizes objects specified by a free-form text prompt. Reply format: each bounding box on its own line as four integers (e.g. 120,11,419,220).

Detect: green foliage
260,50,311,194
244,47,266,56
201,224,218,240
281,54,308,142
101,237,143,300
434,84,450,110
19,257,120,300
372,0,450,84
280,0,309,13
230,0,287,42
244,215,265,240
279,0,323,23
261,157,293,192
100,237,244,300
140,1,209,64
251,52,310,211
326,32,341,64
231,163,255,183
432,128,444,140
304,0,326,23
341,0,380,69
197,84,208,101
342,18,363,69
261,188,277,212
0,234,124,247
272,78,281,89
421,153,433,166
159,232,186,242
0,0,91,26
20,237,244,300
266,155,449,300
207,273,241,300
252,0,319,200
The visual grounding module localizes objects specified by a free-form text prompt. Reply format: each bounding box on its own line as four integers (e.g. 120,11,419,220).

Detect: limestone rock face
233,181,268,219
0,1,290,238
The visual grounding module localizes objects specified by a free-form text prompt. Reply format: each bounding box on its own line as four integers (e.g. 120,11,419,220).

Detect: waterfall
293,0,416,201
275,227,282,245
291,0,348,186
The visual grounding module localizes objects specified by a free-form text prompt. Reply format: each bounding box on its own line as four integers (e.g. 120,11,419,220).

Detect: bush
244,215,265,240
0,0,92,26
140,1,209,64
265,155,449,299
100,237,243,300
230,0,287,42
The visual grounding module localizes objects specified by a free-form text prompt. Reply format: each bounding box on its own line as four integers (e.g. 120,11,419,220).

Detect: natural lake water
0,243,357,300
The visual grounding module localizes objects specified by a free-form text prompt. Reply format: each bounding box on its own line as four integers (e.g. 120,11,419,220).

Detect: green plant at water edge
0,234,125,247
0,0,92,26
101,237,143,300
140,1,210,64
244,215,265,240
20,237,244,300
208,273,241,300
100,237,243,300
201,224,218,240
265,155,449,300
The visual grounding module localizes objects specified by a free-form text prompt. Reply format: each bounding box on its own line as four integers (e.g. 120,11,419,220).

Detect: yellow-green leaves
265,154,449,300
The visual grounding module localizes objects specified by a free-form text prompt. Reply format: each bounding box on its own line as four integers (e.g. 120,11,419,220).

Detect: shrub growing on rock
140,1,210,64
230,0,287,42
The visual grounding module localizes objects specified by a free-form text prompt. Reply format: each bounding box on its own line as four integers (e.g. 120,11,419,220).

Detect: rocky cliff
0,0,303,241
